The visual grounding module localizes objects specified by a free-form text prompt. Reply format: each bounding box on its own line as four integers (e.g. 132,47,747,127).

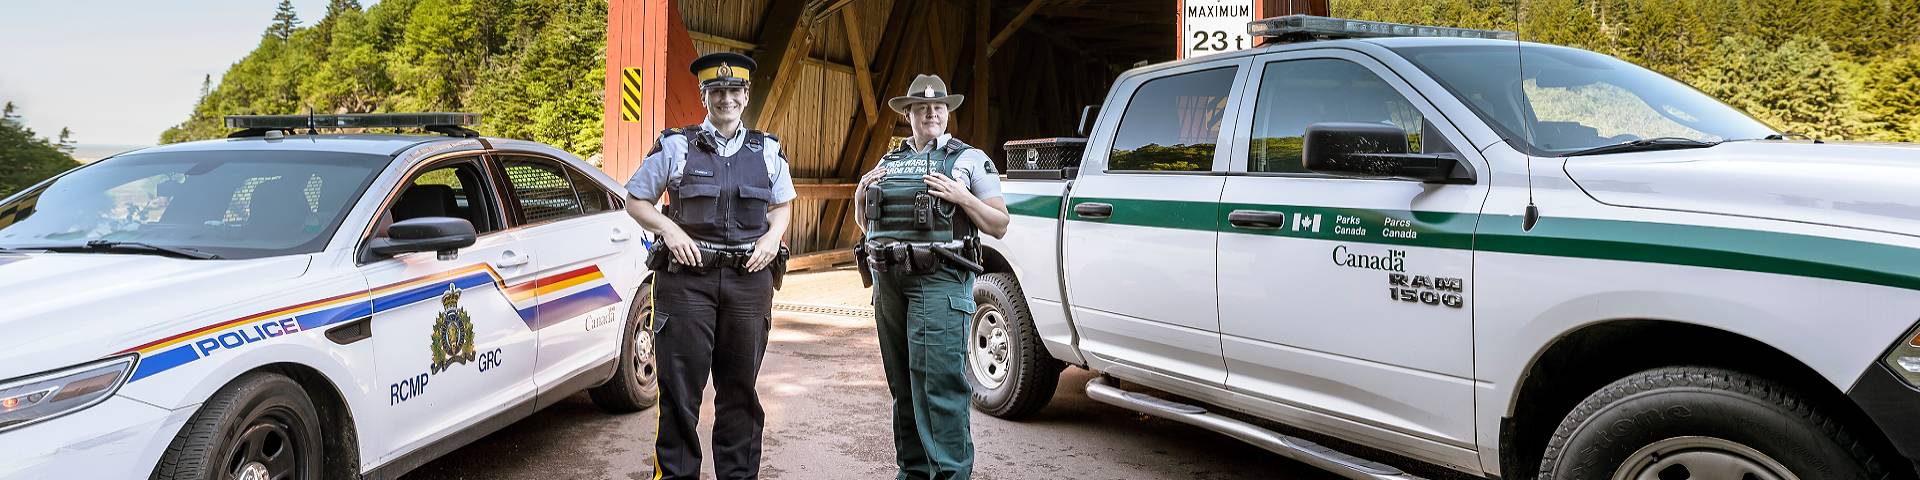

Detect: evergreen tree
56,128,74,153
268,0,301,40
0,101,79,198
1858,44,1920,141
325,0,363,19
1695,35,1859,140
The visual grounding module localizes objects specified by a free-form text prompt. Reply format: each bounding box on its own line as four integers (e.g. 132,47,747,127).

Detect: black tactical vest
664,125,775,245
863,138,977,243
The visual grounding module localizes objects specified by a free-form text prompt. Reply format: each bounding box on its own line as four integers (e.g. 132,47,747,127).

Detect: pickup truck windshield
1392,44,1776,156
0,150,386,259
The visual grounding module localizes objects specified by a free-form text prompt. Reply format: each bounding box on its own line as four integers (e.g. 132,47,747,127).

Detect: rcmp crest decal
430,284,477,374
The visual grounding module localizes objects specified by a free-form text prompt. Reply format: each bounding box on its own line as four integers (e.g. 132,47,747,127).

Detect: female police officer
855,74,1010,480
624,52,796,480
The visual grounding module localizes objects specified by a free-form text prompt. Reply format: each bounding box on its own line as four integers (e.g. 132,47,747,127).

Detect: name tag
689,169,715,177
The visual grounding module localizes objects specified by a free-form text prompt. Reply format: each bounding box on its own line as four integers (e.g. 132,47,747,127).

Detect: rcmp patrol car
972,15,1920,480
0,113,660,479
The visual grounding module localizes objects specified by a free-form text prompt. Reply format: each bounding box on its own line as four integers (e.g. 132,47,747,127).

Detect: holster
853,242,874,288
770,245,790,290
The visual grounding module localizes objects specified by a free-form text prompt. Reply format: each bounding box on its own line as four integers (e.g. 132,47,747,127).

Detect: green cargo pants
872,264,976,480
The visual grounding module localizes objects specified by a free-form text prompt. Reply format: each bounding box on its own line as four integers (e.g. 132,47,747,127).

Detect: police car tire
589,280,660,413
151,372,325,480
967,272,1064,419
1537,366,1895,480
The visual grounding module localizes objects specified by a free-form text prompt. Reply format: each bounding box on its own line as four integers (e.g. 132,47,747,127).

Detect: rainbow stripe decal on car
120,263,622,382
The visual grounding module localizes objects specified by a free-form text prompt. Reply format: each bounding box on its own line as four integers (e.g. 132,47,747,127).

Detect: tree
325,0,362,19
56,128,74,153
1858,44,1920,141
268,0,301,40
0,101,79,198
1694,35,1859,140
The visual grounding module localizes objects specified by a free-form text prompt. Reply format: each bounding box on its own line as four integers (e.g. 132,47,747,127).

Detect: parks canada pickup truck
961,15,1920,480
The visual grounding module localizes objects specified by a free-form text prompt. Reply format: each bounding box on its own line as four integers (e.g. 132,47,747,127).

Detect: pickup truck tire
151,372,325,480
590,280,660,413
1538,366,1894,480
967,272,1064,419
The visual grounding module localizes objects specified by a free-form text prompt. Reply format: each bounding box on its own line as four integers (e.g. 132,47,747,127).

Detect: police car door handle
610,229,631,242
1228,210,1288,229
1073,202,1113,219
496,251,532,268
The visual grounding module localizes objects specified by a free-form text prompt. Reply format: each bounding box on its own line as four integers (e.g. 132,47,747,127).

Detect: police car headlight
0,355,136,433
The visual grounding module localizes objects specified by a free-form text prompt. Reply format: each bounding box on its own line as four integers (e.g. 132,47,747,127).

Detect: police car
0,113,660,479
972,15,1920,480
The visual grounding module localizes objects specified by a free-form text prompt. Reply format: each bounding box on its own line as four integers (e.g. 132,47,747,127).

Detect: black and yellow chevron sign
621,67,642,122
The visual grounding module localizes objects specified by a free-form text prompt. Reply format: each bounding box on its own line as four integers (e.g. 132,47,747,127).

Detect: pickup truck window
1247,58,1434,174
1394,44,1775,156
1107,66,1237,173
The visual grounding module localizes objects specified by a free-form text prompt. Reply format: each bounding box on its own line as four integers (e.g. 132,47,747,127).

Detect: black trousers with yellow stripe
651,266,774,480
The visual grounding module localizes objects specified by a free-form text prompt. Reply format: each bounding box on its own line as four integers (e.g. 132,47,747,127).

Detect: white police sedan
0,113,659,479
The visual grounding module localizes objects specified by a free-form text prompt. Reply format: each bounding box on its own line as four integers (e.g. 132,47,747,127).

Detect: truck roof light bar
1248,15,1517,43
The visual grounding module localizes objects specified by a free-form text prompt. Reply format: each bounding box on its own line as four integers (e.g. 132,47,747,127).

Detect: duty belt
854,238,984,287
646,242,791,289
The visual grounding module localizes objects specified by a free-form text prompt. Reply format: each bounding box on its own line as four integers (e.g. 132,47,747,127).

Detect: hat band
696,66,752,83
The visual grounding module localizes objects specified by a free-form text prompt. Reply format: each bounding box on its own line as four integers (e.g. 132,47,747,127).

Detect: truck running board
1084,377,1423,480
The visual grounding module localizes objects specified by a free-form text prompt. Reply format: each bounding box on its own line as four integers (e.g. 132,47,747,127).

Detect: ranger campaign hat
691,52,755,89
887,74,964,114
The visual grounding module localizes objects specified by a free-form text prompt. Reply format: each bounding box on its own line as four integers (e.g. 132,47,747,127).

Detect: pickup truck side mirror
1077,105,1100,137
368,217,477,260
1302,122,1473,184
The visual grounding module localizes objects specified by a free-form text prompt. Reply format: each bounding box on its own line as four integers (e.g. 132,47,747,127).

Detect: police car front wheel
1538,366,1896,480
151,372,325,480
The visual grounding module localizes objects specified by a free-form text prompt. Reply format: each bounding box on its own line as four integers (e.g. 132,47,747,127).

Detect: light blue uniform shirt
625,118,798,205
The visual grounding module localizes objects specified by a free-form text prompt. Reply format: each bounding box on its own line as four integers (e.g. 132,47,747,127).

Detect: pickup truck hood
1565,141,1920,237
0,253,311,378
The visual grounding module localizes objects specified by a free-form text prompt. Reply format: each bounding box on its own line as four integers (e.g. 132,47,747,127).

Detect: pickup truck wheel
967,272,1064,419
589,280,660,413
152,372,324,480
1538,366,1894,480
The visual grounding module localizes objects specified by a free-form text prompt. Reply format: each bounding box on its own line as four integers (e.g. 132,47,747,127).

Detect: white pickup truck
963,15,1920,480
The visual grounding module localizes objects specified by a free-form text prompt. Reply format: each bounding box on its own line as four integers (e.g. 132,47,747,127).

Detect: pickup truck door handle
1073,202,1114,219
1227,210,1288,229
610,228,631,243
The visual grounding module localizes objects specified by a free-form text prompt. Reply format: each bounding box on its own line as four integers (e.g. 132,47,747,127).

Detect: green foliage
269,0,301,40
0,101,80,199
163,0,608,158
1332,0,1920,142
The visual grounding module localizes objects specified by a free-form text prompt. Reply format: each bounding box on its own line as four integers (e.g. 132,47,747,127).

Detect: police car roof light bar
224,113,481,138
1248,15,1517,43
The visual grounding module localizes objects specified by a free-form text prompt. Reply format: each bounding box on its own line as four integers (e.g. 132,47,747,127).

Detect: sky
0,0,368,147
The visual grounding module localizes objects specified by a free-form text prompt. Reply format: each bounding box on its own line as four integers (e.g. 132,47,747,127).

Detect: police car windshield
1392,44,1777,157
0,150,387,259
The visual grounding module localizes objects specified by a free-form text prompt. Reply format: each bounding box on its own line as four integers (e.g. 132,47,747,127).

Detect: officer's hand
746,239,779,272
923,172,972,204
859,167,888,190
664,231,701,266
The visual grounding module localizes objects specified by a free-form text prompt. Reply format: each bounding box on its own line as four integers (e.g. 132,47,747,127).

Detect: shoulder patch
983,158,999,174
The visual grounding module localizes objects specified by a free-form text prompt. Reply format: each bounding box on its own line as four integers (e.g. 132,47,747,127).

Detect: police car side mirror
1302,122,1473,184
368,217,477,260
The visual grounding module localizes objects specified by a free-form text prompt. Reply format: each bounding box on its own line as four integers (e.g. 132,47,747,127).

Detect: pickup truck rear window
1107,67,1237,173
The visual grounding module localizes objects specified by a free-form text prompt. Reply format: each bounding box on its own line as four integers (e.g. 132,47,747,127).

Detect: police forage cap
692,52,755,89
888,74,965,114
